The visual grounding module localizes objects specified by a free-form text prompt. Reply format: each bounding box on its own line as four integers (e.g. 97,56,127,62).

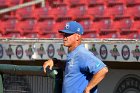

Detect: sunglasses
62,33,74,37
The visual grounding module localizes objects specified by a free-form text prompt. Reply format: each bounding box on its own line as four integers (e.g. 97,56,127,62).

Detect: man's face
61,33,76,47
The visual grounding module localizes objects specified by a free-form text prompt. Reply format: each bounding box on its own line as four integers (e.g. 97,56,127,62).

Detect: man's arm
84,67,108,93
43,58,66,73
52,58,66,70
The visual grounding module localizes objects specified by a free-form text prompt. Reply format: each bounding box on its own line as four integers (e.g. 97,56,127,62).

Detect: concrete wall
99,69,140,93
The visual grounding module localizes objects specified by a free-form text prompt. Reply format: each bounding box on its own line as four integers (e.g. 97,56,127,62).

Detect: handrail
0,64,58,78
0,0,45,14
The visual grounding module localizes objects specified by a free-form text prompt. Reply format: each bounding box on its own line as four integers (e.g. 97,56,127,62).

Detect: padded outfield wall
0,38,140,93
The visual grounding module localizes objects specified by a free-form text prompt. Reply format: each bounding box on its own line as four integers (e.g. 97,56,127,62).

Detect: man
43,21,108,93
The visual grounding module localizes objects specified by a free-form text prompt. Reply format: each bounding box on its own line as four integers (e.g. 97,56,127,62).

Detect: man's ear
76,34,81,41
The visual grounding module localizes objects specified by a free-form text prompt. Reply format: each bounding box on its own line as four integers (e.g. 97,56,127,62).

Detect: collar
67,44,84,58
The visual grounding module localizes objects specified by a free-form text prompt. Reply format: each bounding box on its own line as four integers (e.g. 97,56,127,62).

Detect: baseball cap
59,21,84,35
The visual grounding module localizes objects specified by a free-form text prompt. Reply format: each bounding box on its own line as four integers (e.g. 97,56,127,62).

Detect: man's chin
63,44,68,47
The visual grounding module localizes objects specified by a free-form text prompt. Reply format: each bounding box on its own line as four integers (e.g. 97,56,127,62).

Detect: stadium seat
120,20,140,39
2,0,140,39
15,6,35,20
69,4,88,20
113,17,133,30
90,17,112,34
0,0,8,8
126,0,140,5
16,19,38,38
112,17,138,39
99,30,120,38
47,0,65,7
0,20,6,38
0,18,20,38
82,32,100,38
125,5,140,18
80,19,100,38
7,0,22,6
133,5,140,18
33,7,57,20
79,19,93,31
122,20,140,39
86,4,106,19
56,3,68,15
107,0,126,5
34,19,58,38
124,6,134,17
82,23,100,38
55,4,73,21
97,18,112,29
119,29,140,39
87,0,106,6
0,20,3,38
67,0,87,7
107,4,126,19
81,19,100,38
131,20,140,30
96,18,119,38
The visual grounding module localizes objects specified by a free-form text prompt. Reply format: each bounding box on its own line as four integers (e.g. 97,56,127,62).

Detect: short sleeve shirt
62,44,106,93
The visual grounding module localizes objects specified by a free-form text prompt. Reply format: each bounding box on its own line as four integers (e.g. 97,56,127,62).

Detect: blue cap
59,21,84,35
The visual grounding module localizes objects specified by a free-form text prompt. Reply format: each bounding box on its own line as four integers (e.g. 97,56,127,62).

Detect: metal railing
0,0,45,14
0,64,63,93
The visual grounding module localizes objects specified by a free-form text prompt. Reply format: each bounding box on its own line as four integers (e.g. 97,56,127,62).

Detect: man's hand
84,87,90,93
84,67,108,93
43,59,54,73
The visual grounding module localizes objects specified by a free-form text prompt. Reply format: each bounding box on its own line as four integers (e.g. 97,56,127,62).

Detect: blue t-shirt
62,44,106,93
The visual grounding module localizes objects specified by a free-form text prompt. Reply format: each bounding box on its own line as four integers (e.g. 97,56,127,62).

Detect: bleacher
0,0,140,39
1,1,140,93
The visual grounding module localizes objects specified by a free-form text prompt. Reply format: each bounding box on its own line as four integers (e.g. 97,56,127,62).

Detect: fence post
54,69,63,93
0,74,3,93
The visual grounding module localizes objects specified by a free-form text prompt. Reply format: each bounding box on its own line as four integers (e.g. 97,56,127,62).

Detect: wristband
52,58,58,64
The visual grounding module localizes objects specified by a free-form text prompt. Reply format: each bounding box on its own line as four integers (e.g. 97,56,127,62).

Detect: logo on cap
77,28,80,32
65,23,69,29
59,21,84,35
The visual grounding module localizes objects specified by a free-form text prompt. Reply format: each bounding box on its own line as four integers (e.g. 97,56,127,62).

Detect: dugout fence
0,64,63,93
